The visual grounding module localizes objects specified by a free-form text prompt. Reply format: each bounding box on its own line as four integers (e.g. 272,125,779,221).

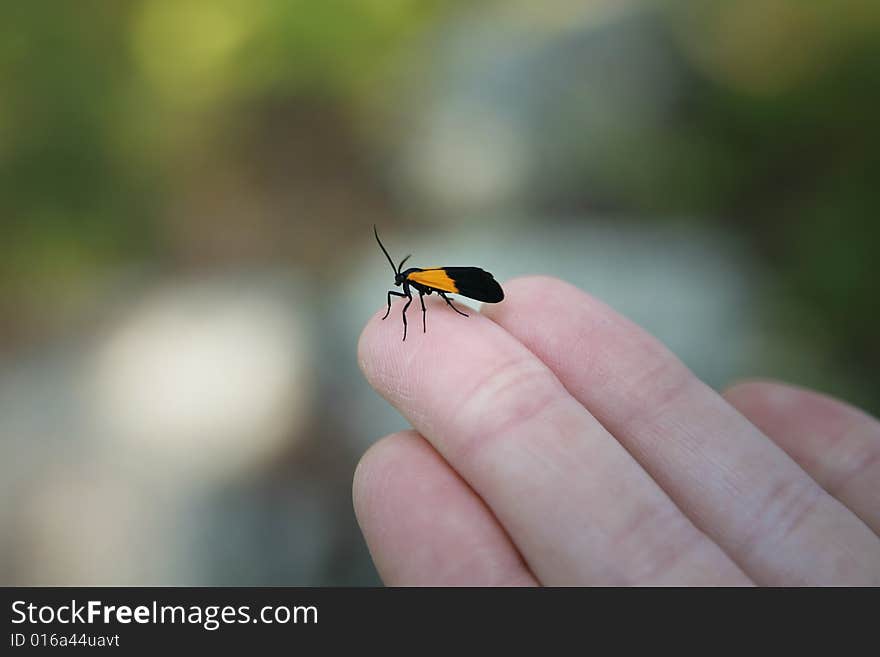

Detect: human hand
354,276,880,585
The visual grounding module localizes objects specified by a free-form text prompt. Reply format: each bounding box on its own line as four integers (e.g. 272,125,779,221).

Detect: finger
359,298,751,585
353,431,537,586
482,277,880,585
724,381,880,535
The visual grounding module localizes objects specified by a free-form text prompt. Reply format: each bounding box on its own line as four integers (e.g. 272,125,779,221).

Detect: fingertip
354,430,422,490
722,378,787,402
357,304,406,386
723,378,833,413
359,294,516,412
723,379,875,425
352,430,423,526
356,307,382,377
352,429,539,586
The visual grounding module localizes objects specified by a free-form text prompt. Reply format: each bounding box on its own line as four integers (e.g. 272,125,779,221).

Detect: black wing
443,267,504,303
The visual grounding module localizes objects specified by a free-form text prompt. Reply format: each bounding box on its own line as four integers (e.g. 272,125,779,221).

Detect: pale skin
354,276,880,585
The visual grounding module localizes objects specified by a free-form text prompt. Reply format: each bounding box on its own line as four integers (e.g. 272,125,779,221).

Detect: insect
374,225,504,341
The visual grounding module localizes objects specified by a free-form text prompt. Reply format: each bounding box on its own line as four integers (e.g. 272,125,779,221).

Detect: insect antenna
373,225,398,275
398,254,411,271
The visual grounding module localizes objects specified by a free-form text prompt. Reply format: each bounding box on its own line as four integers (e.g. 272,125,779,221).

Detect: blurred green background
1,0,878,584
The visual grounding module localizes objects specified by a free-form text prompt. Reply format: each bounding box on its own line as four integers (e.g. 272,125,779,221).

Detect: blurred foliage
661,1,880,408
0,0,459,339
0,0,878,410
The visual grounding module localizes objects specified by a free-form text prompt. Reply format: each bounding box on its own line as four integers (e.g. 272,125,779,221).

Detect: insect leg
439,292,469,317
383,290,407,320
419,289,427,333
401,284,413,341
